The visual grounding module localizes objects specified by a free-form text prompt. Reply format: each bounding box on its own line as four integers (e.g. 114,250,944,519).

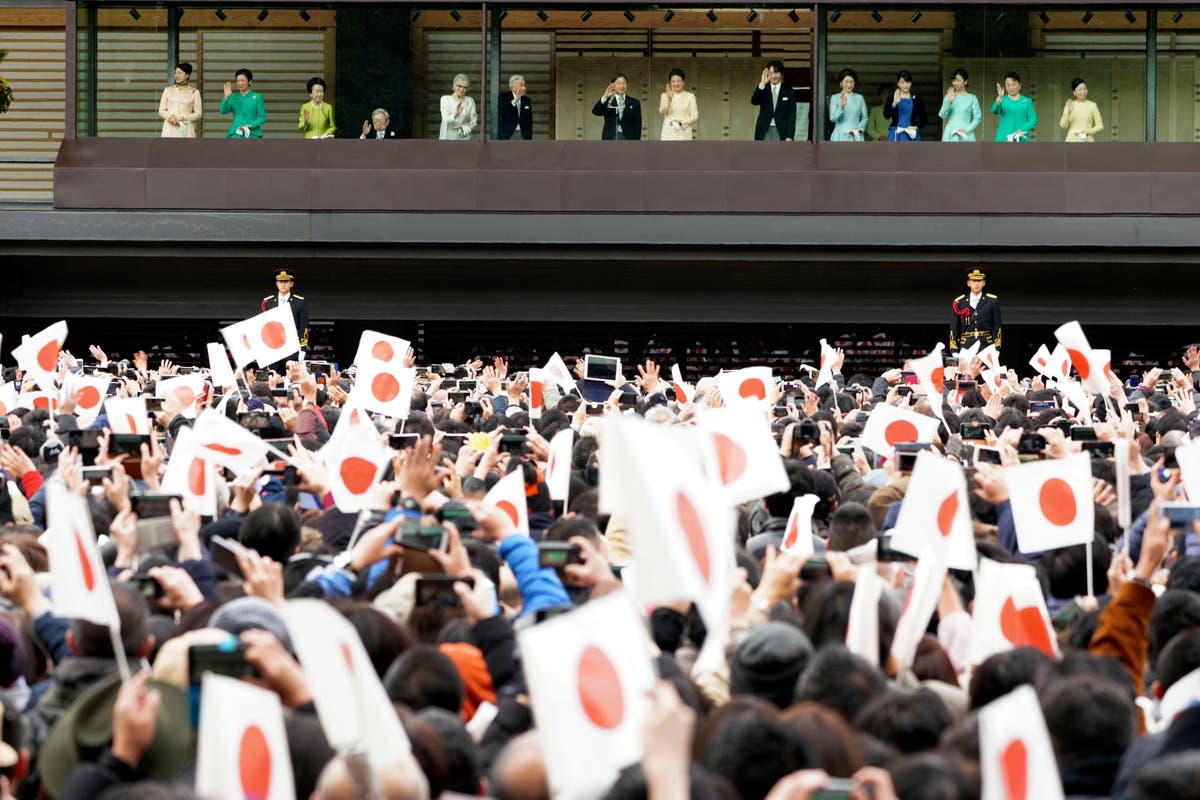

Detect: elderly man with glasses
360,108,399,139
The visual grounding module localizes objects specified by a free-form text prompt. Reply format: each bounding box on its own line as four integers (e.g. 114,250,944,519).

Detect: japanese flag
815,339,837,389
161,426,218,517
602,415,735,629
1004,453,1094,554
981,367,1008,394
696,407,790,506
104,396,150,435
1055,321,1113,394
670,364,695,406
250,305,301,367
192,409,275,475
543,352,577,395
888,451,976,571
889,548,949,670
956,340,982,369
207,342,236,389
196,673,296,800
1157,665,1200,729
546,428,575,502
44,481,120,630
319,421,392,513
860,403,941,459
718,367,773,410
845,568,886,667
0,382,16,417
353,330,410,371
483,467,530,536
220,317,258,369
282,600,412,771
12,321,67,390
978,685,1064,800
780,495,819,557
971,558,1059,664
977,344,1001,373
1174,441,1200,503
65,374,112,424
909,343,947,424
518,592,655,800
1029,344,1070,383
156,375,207,418
19,391,57,412
355,361,415,420
529,367,546,420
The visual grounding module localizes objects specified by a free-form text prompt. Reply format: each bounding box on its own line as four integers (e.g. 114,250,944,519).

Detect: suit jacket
363,127,400,139
497,92,533,140
591,95,642,140
751,84,797,141
262,293,310,348
949,293,1002,349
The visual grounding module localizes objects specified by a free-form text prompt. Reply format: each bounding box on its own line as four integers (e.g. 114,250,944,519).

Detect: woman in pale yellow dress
659,68,698,141
1059,78,1104,142
159,62,202,138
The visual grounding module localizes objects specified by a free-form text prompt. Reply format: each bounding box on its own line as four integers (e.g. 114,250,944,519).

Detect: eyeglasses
454,84,468,89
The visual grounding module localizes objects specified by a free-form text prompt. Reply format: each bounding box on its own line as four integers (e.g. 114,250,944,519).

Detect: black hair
543,514,602,548
417,707,482,796
764,460,816,518
71,583,150,658
382,645,464,714
1040,533,1110,599
1157,627,1200,692
800,580,896,670
896,69,914,84
697,699,816,800
827,502,876,552
238,503,302,564
1071,77,1087,92
853,688,954,754
877,82,892,95
1150,590,1200,668
340,604,415,679
767,59,785,74
950,67,969,82
235,68,254,81
1004,71,1021,85
968,647,1055,710
1040,674,1135,767
794,646,887,722
837,68,858,84
888,752,978,799
1168,557,1200,593
668,68,686,82
610,72,627,83
1126,752,1200,800
306,76,326,93
175,62,193,77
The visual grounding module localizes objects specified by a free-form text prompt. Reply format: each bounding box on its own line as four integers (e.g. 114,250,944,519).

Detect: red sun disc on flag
33,396,54,411
1036,357,1047,367
883,419,919,446
675,491,710,582
261,322,287,351
782,514,800,549
1038,478,1077,526
712,433,748,485
188,457,207,496
37,341,60,372
0,402,7,416
239,724,272,800
77,386,102,409
495,500,521,529
936,492,958,536
930,367,945,394
74,530,95,591
1060,359,1069,377
1001,738,1028,800
339,457,378,495
673,382,687,401
577,645,624,730
371,372,401,403
1066,348,1090,379
371,340,394,362
172,386,196,408
738,378,767,401
204,444,243,457
999,596,1054,656
340,642,355,673
531,380,544,409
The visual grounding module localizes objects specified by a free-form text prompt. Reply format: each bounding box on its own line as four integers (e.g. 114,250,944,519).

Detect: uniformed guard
949,267,1002,351
262,268,309,370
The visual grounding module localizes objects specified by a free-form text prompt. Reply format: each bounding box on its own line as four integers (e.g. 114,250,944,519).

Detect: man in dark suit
950,267,1003,350
591,73,642,141
360,108,400,139
262,268,309,370
751,60,797,141
497,76,533,140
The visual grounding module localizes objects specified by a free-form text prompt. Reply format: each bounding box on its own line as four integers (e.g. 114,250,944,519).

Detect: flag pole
109,625,133,683
1085,539,1095,600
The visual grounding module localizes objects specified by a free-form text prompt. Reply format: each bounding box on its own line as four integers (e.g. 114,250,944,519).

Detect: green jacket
990,94,1037,142
220,90,267,138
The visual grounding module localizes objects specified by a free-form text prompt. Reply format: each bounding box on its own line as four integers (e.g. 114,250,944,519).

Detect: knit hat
438,642,496,722
209,597,293,653
729,622,814,708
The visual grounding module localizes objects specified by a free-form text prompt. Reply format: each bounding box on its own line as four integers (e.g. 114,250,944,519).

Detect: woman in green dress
990,71,1036,142
939,67,982,142
220,68,267,138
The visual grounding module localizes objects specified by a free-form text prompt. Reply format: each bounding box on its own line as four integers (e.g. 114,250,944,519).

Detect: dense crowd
0,320,1198,800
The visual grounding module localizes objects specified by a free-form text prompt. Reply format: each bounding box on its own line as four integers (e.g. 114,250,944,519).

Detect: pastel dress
298,101,336,138
990,94,1037,142
828,92,868,141
439,95,478,140
220,90,266,138
659,90,698,141
938,92,982,141
1060,99,1104,142
158,85,202,138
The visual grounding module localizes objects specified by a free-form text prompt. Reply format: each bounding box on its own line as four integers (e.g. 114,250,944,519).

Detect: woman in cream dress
439,74,478,140
1060,78,1104,142
159,62,202,138
659,68,698,141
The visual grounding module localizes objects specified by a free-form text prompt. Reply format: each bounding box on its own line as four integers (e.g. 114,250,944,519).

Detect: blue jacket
499,535,569,616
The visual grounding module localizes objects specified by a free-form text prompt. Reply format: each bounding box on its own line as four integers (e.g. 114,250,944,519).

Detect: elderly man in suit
360,108,400,139
751,60,797,141
497,75,533,140
591,73,642,140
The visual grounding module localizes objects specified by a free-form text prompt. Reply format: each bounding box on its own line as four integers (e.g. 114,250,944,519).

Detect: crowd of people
0,304,1199,800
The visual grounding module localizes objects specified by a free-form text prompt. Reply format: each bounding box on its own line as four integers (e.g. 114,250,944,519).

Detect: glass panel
80,4,170,136
1156,9,1200,142
412,7,485,139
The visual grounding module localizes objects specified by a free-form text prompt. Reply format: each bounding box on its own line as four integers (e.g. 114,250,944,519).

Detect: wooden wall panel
0,26,65,201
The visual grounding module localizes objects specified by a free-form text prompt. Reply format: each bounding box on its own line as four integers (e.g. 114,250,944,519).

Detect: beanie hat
209,596,293,653
729,622,814,708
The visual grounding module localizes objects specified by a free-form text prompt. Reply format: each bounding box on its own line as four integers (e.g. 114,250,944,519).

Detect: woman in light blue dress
829,68,868,141
939,67,983,142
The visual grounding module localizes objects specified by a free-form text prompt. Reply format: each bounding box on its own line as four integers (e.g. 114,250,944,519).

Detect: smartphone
583,355,620,382
65,429,102,465
1017,433,1048,455
499,433,528,455
144,397,165,413
901,371,919,385
129,493,181,519
307,361,332,376
585,403,604,416
1029,401,1056,413
109,433,150,457
269,388,288,398
128,572,165,600
897,386,913,397
1070,426,1097,442
390,433,419,450
457,379,477,391
1161,502,1200,530
538,542,583,570
974,446,1003,465
437,505,475,526
463,401,482,417
1164,447,1180,470
189,641,254,684
210,535,249,578
1125,401,1141,412
448,391,468,405
895,442,928,473
414,575,475,609
396,525,448,553
81,466,113,484
1083,441,1116,458
960,422,987,440
876,533,911,563
955,379,975,391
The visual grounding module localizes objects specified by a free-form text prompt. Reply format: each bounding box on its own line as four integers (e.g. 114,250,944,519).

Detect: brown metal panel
1149,174,1200,214
146,170,231,209
980,143,1067,173
978,173,1066,214
811,170,897,212
1148,143,1200,173
478,141,565,170
559,171,645,212
228,170,320,210
1063,174,1152,214
902,171,982,213
1064,142,1149,173
54,166,148,208
727,171,813,213
643,172,729,212
475,170,563,210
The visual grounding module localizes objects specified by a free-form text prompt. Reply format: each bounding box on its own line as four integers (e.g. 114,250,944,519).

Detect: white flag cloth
1057,379,1093,426
247,305,302,367
670,364,696,405
44,481,120,629
696,407,790,506
483,467,530,536
220,317,258,368
1029,344,1070,383
196,673,296,800
981,368,1008,394
19,392,56,413
860,402,941,458
1158,665,1200,729
64,374,112,424
161,426,218,517
352,330,410,371
529,367,546,420
1175,441,1200,503
780,495,819,556
12,321,67,390
971,558,1059,664
207,342,237,389
845,568,885,667
282,600,411,770
518,592,655,800
0,382,16,417
156,375,207,418
543,352,577,395
978,685,1064,800
889,548,949,670
546,428,575,502
717,367,773,410
815,339,837,389
956,339,982,369
355,360,416,419
192,409,275,474
103,396,150,434
889,451,976,571
1005,452,1094,554
977,344,1001,373
601,416,734,628
1055,321,1113,394
318,421,392,513
909,343,947,425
